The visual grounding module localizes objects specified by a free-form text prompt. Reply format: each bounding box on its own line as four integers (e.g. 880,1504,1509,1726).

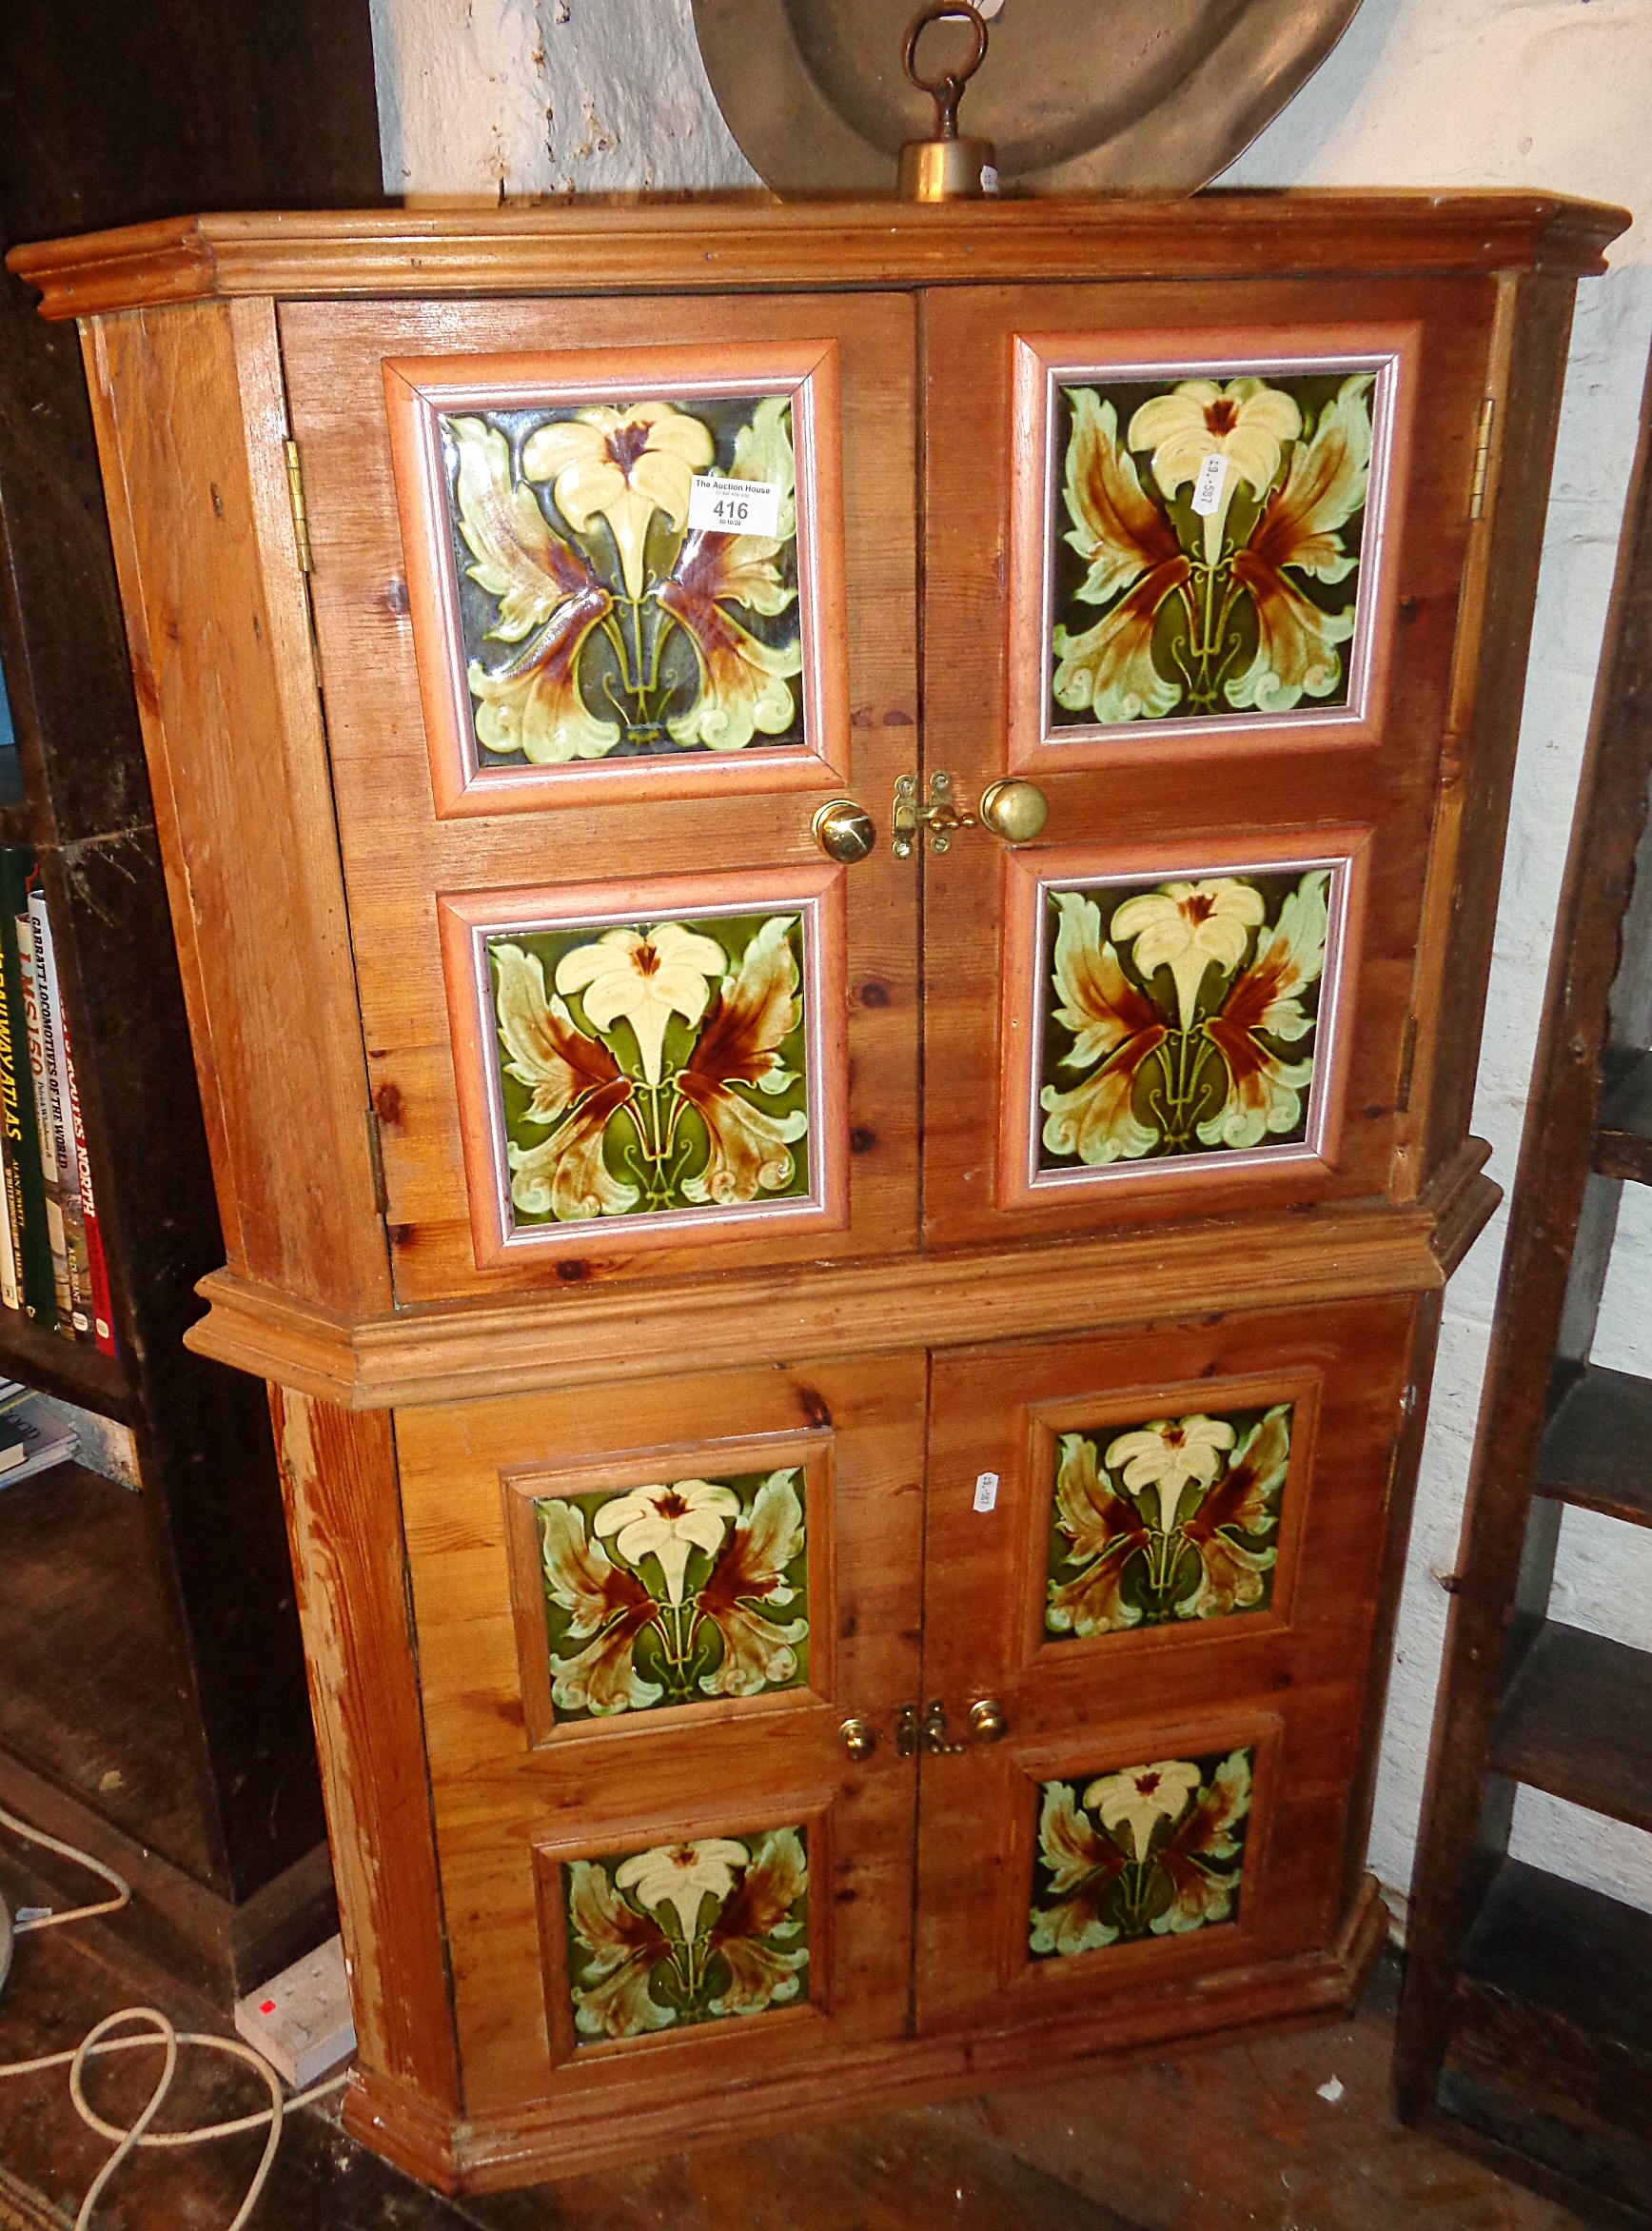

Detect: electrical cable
0,1804,348,2231
0,1802,131,1934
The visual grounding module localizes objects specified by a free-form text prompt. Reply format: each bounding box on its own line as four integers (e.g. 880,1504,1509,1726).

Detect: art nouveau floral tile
539,1467,810,1721
562,1826,811,2043
1036,867,1330,1173
1030,1751,1252,1958
442,393,804,770
1047,370,1377,731
1045,1405,1291,1639
488,908,811,1227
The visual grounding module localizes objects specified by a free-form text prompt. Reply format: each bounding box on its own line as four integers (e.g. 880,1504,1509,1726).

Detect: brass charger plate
692,0,1363,196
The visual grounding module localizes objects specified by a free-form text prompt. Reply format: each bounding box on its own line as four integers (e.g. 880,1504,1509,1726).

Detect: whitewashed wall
369,0,1652,1916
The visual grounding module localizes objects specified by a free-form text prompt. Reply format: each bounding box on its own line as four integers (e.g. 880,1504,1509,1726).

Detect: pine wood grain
392,1354,925,2122
23,194,1613,2194
916,1296,1415,2035
266,1390,461,2133
374,1878,1386,2190
277,289,917,1305
920,274,1496,1250
183,1143,1493,1411
79,299,392,1313
8,194,1628,322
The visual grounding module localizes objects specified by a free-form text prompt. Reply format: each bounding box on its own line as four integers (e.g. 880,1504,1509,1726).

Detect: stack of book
0,849,114,1353
0,1376,78,1487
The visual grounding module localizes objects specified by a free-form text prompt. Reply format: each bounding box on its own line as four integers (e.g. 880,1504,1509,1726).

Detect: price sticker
686,474,781,538
1190,453,1229,518
973,1471,999,1513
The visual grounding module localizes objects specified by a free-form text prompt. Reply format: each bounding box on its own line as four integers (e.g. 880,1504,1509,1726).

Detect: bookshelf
1395,346,1652,2220
0,0,384,1999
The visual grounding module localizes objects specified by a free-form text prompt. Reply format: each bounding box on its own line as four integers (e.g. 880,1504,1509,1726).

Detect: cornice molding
8,193,1629,322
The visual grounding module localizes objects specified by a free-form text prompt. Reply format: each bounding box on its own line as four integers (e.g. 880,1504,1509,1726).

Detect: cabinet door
912,1296,1417,2043
278,293,916,1306
393,1352,924,2133
919,279,1496,1248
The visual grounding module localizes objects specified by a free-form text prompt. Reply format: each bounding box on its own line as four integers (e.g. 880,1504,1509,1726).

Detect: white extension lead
0,1801,346,2230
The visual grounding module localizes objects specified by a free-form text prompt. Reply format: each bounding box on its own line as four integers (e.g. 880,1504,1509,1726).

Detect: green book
0,849,56,1330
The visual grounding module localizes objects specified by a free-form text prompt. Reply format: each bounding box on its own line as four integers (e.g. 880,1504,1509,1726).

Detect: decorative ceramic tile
1035,864,1336,1174
1045,1405,1291,1640
488,907,811,1228
442,394,804,772
1046,367,1382,735
1029,1749,1253,1958
563,1826,810,2043
539,1466,810,1722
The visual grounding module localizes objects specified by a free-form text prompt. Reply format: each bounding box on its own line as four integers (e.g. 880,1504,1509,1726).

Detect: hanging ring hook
902,2,989,142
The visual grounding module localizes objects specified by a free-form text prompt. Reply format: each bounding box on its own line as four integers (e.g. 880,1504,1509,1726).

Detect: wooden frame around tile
502,1428,837,1751
531,1786,837,2070
1015,1364,1324,1673
996,825,1372,1214
1008,324,1420,772
996,1710,1285,2001
438,864,851,1270
384,339,850,816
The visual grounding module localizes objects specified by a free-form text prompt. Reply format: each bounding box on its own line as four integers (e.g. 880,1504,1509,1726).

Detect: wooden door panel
913,1295,1416,2036
277,293,916,1304
920,278,1496,1249
393,1350,925,2119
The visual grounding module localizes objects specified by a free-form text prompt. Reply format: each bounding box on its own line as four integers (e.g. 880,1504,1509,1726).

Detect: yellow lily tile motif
1049,369,1376,729
538,1467,810,1722
1030,1750,1253,1957
1045,1404,1291,1638
1037,868,1328,1171
562,1826,810,2042
443,393,803,767
489,910,810,1226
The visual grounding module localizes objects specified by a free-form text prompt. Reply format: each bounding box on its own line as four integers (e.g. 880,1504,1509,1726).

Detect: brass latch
892,771,1049,858
920,1699,968,1755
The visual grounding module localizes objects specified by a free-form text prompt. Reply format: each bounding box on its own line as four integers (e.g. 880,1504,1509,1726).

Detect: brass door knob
968,1697,1008,1744
977,780,1049,845
813,798,876,863
838,1716,877,1761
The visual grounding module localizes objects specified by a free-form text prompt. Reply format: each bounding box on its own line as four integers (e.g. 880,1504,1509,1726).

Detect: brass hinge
364,1106,389,1217
1394,1012,1419,1114
1384,1435,1403,1506
1468,396,1496,522
284,437,314,574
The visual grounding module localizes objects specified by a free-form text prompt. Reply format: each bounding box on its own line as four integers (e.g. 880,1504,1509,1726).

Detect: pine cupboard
9,192,1625,2192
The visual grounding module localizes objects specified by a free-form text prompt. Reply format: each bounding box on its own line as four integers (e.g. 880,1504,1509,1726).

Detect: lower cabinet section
387,1293,1417,2170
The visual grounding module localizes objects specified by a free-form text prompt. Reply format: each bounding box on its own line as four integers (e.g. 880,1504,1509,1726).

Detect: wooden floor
0,1464,214,1879
0,1834,1583,2231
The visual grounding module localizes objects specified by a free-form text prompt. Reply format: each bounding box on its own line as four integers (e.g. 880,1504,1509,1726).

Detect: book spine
18,900,71,1332
0,902,19,1309
0,1121,17,1313
60,1014,115,1355
27,883,90,1339
0,852,55,1331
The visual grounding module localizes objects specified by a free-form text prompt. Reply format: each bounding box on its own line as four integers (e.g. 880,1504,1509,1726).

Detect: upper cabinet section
918,274,1498,1250
26,197,1625,1326
277,290,917,1302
